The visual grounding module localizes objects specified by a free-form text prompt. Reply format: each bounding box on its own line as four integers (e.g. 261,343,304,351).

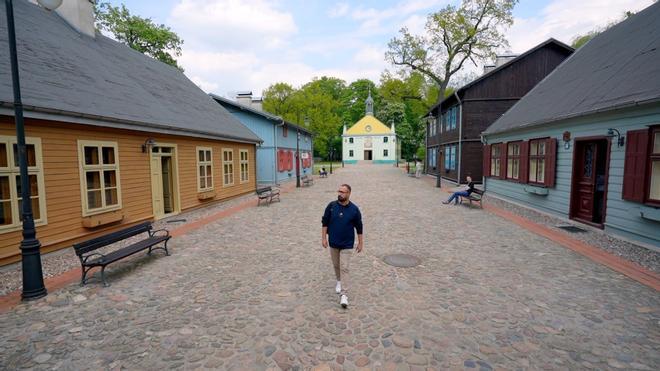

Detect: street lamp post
5,0,62,301
436,148,442,188
295,130,301,188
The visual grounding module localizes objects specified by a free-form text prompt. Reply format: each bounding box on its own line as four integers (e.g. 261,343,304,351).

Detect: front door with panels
150,145,180,219
570,139,609,226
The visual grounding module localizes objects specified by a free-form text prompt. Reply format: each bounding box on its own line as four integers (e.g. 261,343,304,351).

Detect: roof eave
0,103,263,144
483,97,660,136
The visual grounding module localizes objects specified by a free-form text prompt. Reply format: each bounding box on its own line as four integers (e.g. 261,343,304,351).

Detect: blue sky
102,0,654,98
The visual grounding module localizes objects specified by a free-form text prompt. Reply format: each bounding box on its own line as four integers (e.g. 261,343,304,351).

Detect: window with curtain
507,142,521,180
490,144,502,176
197,147,213,191
529,139,546,184
222,148,234,186
240,149,249,183
0,137,46,230
78,141,121,216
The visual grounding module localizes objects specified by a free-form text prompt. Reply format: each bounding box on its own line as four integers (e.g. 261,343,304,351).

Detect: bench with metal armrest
72,221,170,286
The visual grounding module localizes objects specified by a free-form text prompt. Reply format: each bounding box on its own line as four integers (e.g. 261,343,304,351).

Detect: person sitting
319,167,328,178
442,176,475,205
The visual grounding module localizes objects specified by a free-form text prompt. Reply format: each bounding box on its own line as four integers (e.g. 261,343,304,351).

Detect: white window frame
239,149,249,183
222,148,234,186
77,140,122,217
0,136,47,233
196,147,214,192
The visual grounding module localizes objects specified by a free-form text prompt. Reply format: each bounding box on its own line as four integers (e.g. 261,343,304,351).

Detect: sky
103,0,655,99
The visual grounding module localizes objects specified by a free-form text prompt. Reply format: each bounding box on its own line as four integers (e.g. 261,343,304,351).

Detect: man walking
322,184,363,308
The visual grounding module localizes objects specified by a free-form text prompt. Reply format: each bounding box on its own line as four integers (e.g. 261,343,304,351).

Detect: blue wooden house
482,2,660,249
211,94,313,185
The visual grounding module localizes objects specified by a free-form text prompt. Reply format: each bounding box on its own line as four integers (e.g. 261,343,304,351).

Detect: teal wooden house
482,2,660,250
211,93,313,186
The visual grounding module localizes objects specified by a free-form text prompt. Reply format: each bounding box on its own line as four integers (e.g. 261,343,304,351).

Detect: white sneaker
340,294,348,308
335,281,342,294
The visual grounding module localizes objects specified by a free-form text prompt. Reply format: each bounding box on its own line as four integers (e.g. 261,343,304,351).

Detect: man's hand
356,242,363,253
322,239,328,249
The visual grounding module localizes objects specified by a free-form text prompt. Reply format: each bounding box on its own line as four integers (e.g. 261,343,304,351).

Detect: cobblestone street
1,164,658,370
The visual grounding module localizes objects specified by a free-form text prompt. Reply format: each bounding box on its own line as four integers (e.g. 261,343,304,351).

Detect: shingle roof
0,1,261,143
483,2,660,135
427,38,573,115
210,94,314,136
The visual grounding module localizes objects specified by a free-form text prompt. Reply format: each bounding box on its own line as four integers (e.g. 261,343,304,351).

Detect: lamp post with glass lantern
5,0,63,300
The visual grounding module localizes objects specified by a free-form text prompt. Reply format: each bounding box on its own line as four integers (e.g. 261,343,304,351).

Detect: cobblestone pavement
1,164,659,370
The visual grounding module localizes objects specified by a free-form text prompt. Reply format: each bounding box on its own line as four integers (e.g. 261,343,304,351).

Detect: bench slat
85,236,169,266
73,222,152,256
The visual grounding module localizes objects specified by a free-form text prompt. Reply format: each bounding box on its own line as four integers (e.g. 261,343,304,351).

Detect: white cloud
505,0,655,53
328,2,350,18
169,0,297,50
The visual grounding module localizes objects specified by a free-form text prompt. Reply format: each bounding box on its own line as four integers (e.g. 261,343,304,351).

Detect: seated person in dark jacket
442,176,475,205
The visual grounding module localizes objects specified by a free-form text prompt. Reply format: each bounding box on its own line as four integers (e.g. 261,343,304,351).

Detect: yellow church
342,91,399,164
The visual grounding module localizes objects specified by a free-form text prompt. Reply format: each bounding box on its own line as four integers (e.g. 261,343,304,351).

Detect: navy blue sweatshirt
322,201,363,249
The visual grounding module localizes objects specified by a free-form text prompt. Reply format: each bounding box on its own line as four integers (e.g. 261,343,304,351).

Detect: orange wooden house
0,1,262,265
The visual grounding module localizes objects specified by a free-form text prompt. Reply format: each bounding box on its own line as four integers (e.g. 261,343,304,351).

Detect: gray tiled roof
483,2,660,135
210,94,314,136
0,0,261,143
427,38,573,114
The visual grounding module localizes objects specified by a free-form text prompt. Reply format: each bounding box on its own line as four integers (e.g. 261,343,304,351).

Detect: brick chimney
235,91,253,107
55,0,96,38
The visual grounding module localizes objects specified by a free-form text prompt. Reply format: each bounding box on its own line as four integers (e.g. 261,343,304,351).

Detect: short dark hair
340,184,352,192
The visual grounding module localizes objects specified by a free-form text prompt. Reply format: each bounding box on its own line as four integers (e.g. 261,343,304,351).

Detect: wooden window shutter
519,141,530,184
287,150,293,171
622,129,650,202
544,138,558,187
483,144,491,177
277,150,284,172
500,142,507,179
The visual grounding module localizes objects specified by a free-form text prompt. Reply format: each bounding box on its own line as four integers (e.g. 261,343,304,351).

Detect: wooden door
150,154,164,217
572,141,598,222
161,156,174,214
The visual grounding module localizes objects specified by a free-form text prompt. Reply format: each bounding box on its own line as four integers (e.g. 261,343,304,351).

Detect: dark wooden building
425,39,573,184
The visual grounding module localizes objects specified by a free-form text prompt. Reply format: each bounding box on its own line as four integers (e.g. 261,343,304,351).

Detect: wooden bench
72,222,170,286
459,188,484,208
256,186,280,206
302,175,314,186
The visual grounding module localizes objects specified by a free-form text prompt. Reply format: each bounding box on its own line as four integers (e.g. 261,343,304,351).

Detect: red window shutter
500,142,507,179
287,151,293,171
519,141,529,183
622,129,650,202
483,144,491,177
278,150,285,172
544,138,557,187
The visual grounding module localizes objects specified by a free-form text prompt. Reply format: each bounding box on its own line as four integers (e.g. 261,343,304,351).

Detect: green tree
386,0,518,100
342,79,379,125
95,2,184,70
262,83,298,119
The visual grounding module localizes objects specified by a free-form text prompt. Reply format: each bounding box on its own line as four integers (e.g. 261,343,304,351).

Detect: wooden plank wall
0,116,256,265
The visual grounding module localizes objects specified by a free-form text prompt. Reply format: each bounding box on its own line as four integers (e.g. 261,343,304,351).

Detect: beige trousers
330,247,352,294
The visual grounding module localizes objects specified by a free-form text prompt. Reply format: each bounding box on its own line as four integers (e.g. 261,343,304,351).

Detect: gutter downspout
454,91,463,184
480,134,487,190
425,118,428,174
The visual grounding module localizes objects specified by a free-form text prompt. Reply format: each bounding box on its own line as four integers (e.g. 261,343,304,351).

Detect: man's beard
337,195,345,202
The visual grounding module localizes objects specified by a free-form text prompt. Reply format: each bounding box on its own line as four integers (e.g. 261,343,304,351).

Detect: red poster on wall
277,149,285,172
287,150,293,171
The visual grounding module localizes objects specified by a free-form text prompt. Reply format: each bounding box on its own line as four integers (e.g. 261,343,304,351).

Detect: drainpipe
454,91,463,184
425,118,428,173
481,134,487,190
